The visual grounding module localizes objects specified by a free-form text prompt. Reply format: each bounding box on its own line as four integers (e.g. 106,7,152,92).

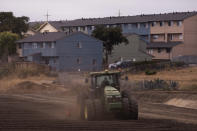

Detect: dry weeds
128,67,197,90
0,75,56,92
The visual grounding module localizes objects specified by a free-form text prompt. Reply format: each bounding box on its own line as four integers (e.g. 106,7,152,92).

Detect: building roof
17,32,67,43
49,21,65,31
60,11,197,27
147,42,182,48
28,21,45,31
28,12,197,32
17,32,102,43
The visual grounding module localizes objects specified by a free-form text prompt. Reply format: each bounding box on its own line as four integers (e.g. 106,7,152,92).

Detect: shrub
145,70,157,75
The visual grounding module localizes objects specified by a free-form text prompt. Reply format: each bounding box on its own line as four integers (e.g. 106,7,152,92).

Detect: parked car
109,60,133,69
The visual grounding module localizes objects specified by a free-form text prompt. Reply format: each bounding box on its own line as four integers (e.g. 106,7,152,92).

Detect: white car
108,61,123,69
108,63,118,69
109,60,132,69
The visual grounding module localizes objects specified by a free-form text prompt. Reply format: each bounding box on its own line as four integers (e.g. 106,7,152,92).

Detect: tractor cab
90,70,121,91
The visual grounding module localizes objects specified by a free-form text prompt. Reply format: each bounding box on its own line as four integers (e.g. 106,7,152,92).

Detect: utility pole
118,9,121,17
44,11,50,22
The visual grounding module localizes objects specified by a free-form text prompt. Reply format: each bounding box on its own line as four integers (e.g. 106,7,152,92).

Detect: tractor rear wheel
129,97,138,120
94,99,103,120
122,97,138,120
122,98,131,119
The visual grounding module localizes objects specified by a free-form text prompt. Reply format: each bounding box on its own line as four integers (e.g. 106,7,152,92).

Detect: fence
0,62,51,78
14,62,50,72
121,79,179,91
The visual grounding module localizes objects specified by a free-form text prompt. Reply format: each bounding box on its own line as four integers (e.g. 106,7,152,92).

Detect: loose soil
0,71,197,130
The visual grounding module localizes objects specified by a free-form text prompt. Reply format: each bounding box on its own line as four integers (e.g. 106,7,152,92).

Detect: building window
169,34,173,40
179,34,183,40
152,22,156,27
92,59,96,65
177,21,182,26
77,42,82,48
51,42,55,48
160,21,164,27
137,23,140,29
92,26,95,30
146,23,149,28
132,23,137,28
32,43,37,49
158,48,162,53
39,43,43,48
124,24,128,28
168,21,173,26
24,43,29,49
53,59,56,63
48,42,55,48
148,49,153,54
85,26,88,31
153,35,159,39
43,43,46,48
128,24,132,29
78,27,80,31
166,48,171,53
81,27,85,31
18,43,22,49
77,58,81,64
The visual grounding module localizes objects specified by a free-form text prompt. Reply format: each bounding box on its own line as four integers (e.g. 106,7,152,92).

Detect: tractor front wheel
83,99,95,120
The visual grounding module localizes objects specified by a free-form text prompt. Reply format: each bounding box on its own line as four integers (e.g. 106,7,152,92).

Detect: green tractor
78,70,138,120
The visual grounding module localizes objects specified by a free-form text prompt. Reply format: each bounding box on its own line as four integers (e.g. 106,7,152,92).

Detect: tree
0,32,19,62
92,25,128,65
0,12,29,37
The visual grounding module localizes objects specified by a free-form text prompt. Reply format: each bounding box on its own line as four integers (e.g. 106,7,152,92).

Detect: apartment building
27,11,197,63
147,12,197,63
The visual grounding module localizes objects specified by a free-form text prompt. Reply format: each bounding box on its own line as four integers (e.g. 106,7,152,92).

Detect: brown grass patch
0,75,56,93
128,67,197,90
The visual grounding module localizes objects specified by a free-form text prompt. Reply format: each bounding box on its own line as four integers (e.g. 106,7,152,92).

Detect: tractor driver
101,77,110,87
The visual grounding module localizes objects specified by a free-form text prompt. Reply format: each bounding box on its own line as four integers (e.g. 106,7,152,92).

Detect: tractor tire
122,97,138,120
83,99,95,121
94,99,103,120
80,102,85,120
78,94,86,120
122,98,131,119
129,97,138,120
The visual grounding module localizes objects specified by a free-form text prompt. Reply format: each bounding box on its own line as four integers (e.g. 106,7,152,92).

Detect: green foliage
0,12,29,36
145,70,157,75
0,32,19,59
92,25,128,64
142,79,178,91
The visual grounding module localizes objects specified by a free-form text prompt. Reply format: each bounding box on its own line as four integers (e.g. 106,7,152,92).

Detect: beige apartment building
147,12,197,63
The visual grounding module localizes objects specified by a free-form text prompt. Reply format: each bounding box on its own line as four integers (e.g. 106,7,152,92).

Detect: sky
1,0,197,21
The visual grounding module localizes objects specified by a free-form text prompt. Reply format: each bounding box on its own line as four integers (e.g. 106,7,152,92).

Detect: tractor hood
104,86,121,97
104,86,122,111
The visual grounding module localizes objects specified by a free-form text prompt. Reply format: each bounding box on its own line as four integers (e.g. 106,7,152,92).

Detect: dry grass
128,66,197,90
0,75,56,92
